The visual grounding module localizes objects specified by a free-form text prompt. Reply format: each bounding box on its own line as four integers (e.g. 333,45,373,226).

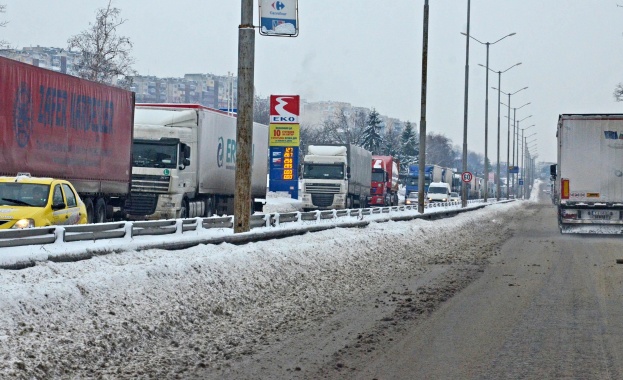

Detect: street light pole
505,110,532,195
480,62,521,201
461,0,471,208
523,133,537,198
492,86,528,198
514,115,531,195
461,31,515,203
417,0,429,214
519,125,535,198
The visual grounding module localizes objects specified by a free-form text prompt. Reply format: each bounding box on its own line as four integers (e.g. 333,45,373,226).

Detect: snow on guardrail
0,200,496,269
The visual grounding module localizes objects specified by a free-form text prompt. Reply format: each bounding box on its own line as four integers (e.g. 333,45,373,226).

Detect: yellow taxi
0,173,88,229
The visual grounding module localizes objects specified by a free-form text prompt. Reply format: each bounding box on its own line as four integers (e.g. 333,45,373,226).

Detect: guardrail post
332,209,337,219
54,226,65,244
316,210,321,222
124,222,133,239
175,219,184,234
274,213,280,227
195,217,204,231
296,211,302,224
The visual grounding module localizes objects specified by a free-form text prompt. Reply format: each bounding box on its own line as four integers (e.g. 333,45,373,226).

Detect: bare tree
0,4,8,48
253,95,270,125
614,83,623,102
67,0,135,87
426,132,455,168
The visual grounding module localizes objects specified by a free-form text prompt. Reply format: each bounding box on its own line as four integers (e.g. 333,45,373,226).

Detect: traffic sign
461,171,473,183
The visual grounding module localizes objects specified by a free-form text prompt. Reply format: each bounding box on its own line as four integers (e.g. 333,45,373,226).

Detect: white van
426,182,451,202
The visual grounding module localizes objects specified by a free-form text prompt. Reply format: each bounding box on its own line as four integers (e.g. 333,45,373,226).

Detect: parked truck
552,114,623,234
405,164,442,198
369,156,399,206
126,104,268,219
301,144,372,210
0,56,134,224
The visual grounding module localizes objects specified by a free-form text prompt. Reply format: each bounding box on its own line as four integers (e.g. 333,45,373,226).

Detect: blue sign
269,146,299,199
259,0,298,36
509,166,519,174
519,179,524,185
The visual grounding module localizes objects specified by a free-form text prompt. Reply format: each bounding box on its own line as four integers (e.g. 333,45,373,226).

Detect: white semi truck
126,104,268,219
301,144,372,210
551,114,623,234
553,114,623,234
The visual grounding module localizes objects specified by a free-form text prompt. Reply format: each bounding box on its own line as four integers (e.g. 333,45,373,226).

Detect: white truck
301,144,372,210
126,104,268,219
553,114,623,234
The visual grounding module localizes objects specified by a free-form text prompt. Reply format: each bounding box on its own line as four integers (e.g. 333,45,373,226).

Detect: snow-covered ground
0,185,540,378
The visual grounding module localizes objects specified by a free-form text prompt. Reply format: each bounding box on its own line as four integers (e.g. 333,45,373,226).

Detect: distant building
1,45,407,129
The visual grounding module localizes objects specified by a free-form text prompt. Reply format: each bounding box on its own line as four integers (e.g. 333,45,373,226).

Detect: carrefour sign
259,0,298,37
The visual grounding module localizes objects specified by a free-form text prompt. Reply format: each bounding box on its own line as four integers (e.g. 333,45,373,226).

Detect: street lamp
462,31,516,203
519,125,535,196
510,113,532,195
492,85,528,199
502,102,530,195
522,132,537,198
460,0,472,208
480,62,521,201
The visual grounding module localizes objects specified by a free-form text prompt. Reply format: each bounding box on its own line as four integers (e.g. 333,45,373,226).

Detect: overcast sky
3,1,623,163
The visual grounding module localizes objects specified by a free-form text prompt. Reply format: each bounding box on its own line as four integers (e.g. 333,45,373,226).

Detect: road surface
214,188,623,379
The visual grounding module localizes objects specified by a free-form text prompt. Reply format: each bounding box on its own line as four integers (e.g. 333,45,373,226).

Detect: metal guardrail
0,199,486,250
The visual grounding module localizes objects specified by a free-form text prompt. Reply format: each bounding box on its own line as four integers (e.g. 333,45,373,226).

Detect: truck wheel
84,198,94,224
94,198,107,224
204,198,213,217
180,199,189,219
346,196,353,209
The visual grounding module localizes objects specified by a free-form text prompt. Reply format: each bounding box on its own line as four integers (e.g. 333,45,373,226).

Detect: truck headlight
12,219,35,229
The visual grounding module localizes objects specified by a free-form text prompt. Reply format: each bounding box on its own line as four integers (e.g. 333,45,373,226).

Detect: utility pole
417,0,429,214
461,0,471,207
234,0,255,233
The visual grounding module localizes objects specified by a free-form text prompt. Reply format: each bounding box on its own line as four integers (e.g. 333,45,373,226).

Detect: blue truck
405,164,443,197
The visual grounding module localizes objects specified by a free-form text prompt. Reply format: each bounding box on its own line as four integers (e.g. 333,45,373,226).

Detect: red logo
270,95,300,121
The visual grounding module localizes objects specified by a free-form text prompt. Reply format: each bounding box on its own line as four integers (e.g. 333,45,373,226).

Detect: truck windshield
428,187,448,194
303,164,345,180
371,170,385,182
0,183,50,207
133,141,178,169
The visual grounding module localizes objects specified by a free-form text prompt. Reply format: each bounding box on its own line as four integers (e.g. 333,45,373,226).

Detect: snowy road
0,198,526,378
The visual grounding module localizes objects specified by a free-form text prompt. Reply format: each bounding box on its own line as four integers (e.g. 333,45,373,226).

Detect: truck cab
126,108,197,219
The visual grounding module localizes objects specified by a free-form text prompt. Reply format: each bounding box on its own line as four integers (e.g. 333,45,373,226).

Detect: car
405,193,418,205
450,192,460,202
0,173,88,229
427,182,452,202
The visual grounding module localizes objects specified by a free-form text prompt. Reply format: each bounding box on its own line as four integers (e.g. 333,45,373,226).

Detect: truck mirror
550,164,557,179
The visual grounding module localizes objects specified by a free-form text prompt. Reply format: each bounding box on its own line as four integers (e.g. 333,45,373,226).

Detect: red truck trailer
369,156,399,206
0,56,135,223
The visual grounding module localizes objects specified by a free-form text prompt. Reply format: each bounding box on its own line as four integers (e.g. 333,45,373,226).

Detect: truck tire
84,198,94,224
180,199,189,219
204,198,213,217
346,196,353,209
94,198,107,224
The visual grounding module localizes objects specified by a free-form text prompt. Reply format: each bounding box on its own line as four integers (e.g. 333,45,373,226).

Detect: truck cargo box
0,56,134,195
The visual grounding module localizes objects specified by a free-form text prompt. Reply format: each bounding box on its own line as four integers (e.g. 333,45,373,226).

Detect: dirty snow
0,187,538,378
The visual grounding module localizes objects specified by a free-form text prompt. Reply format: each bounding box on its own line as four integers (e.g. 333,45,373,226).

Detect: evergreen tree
361,108,383,154
398,121,418,170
